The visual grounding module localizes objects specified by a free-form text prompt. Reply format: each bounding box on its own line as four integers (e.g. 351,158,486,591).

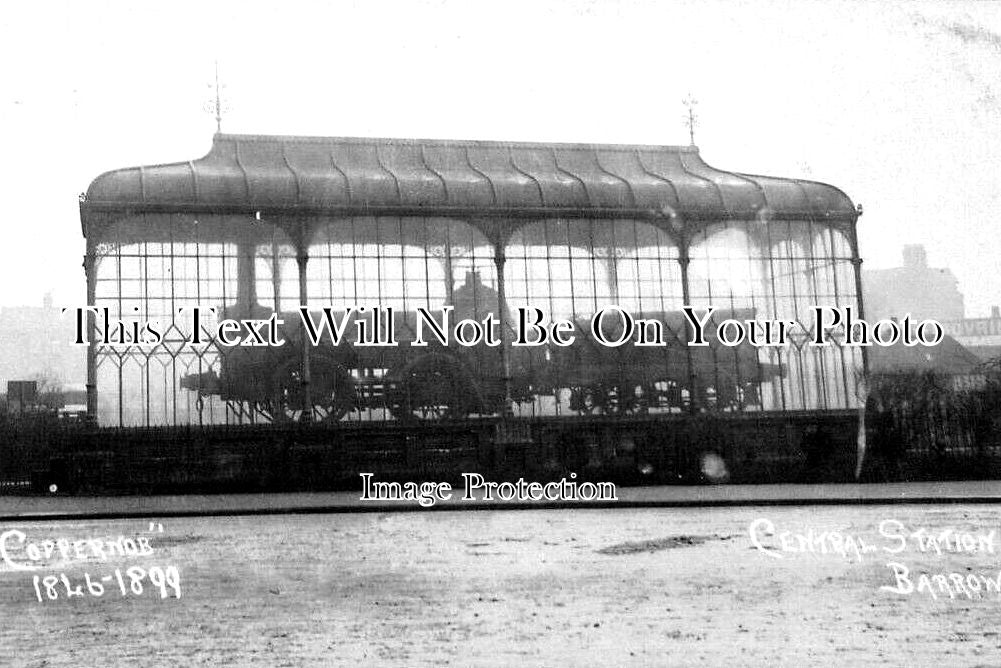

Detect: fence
864,371,1001,480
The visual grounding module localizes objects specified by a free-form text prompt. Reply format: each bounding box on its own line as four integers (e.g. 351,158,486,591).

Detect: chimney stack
902,244,927,269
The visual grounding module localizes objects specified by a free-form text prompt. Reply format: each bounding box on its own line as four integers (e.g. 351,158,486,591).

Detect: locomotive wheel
311,358,356,423
569,383,647,415
613,384,645,415
643,380,683,412
267,358,305,423
267,356,355,423
388,354,480,421
568,386,599,414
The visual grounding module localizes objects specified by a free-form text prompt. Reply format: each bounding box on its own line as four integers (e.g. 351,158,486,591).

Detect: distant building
862,244,1001,368
940,306,1001,363
863,244,964,322
868,333,986,390
0,294,85,391
5,380,38,413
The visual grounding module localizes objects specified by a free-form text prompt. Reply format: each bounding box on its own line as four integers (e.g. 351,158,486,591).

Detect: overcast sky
1,0,999,316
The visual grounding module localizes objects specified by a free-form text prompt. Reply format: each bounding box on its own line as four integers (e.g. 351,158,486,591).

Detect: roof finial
682,94,698,147
214,61,222,132
206,61,226,133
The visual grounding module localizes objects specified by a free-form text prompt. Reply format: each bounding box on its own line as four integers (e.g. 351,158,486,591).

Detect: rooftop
81,133,858,237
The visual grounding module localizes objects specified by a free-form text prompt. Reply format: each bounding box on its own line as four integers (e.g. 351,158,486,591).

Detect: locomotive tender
72,133,865,486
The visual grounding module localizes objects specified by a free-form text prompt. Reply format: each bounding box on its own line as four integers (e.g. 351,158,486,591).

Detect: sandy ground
3,504,1001,666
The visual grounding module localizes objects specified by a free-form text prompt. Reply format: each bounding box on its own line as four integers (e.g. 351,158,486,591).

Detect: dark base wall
2,412,860,495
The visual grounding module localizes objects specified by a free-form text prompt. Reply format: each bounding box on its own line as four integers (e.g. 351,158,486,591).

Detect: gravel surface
3,504,1001,666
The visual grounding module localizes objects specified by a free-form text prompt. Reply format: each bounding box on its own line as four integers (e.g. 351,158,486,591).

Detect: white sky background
0,0,999,316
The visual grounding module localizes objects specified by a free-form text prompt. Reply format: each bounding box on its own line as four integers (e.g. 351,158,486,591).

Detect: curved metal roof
81,133,857,237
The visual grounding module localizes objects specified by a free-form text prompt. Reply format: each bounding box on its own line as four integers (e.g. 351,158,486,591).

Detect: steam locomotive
179,268,780,424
